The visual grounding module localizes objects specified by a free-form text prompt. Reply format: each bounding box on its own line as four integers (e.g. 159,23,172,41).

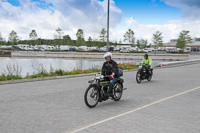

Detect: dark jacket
101,59,119,78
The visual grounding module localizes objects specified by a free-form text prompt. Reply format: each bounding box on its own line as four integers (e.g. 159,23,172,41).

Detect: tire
136,71,142,83
113,83,123,101
147,71,153,81
84,85,99,108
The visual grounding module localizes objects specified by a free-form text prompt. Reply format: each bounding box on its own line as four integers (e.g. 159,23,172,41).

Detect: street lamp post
107,0,110,52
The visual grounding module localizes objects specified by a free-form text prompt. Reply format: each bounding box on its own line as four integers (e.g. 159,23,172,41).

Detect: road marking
67,86,200,133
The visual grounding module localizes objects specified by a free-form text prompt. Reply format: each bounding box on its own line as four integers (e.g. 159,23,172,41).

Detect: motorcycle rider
142,54,152,77
101,52,119,97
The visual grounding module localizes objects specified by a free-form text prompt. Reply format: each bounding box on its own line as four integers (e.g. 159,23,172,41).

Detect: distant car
120,48,131,52
99,47,107,52
70,46,77,51
165,47,177,53
142,49,149,53
130,47,138,51
158,47,165,51
78,46,88,51
90,47,99,51
184,47,191,53
114,47,120,51
144,48,151,52
148,48,155,51
60,45,70,51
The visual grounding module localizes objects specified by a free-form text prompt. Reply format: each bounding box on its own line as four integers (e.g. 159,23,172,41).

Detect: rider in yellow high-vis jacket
142,54,152,76
142,54,152,66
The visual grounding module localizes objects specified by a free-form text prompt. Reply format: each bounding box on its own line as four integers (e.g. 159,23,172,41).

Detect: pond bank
12,51,189,61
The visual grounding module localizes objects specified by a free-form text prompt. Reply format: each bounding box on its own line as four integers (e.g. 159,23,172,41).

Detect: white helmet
103,52,112,59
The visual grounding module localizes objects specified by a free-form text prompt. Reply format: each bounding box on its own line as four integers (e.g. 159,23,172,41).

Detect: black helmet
144,54,148,58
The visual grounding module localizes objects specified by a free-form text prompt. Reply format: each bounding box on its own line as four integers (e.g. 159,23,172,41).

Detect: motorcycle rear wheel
84,85,99,108
113,83,123,101
147,71,153,81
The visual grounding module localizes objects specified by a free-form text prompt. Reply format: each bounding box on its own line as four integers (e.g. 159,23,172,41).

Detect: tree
119,39,122,45
29,30,38,40
54,28,64,45
176,30,192,49
0,32,4,45
0,32,3,41
113,40,118,46
76,29,85,46
99,28,107,42
124,29,135,44
87,36,93,47
137,39,148,48
152,31,163,47
63,35,72,45
8,30,18,45
152,31,163,53
29,30,38,45
55,27,64,39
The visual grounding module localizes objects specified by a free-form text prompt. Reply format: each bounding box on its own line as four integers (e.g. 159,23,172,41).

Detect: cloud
0,0,200,44
162,0,200,20
124,17,200,43
119,0,200,43
0,0,122,41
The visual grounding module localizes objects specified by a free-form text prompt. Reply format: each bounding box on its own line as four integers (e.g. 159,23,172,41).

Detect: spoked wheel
147,71,153,81
136,72,142,83
84,85,99,108
113,83,123,101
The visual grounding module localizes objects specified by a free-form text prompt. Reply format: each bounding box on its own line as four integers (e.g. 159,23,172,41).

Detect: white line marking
66,86,200,133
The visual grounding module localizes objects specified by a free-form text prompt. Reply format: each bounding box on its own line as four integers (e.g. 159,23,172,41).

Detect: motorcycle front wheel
84,85,100,108
136,71,142,83
113,83,123,101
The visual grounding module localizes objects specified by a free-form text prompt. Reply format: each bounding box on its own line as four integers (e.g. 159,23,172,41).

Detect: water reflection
0,57,162,77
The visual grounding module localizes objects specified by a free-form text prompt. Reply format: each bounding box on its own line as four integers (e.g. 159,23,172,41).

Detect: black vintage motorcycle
84,73,125,108
136,63,153,83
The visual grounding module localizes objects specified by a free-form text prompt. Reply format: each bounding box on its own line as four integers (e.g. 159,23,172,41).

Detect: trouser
109,78,118,93
145,65,150,77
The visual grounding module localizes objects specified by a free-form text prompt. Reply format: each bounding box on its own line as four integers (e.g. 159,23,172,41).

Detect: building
163,38,200,52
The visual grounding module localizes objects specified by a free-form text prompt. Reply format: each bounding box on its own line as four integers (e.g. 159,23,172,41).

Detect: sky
0,0,200,43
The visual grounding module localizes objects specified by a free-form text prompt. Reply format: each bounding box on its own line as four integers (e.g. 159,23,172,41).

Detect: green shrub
55,69,64,76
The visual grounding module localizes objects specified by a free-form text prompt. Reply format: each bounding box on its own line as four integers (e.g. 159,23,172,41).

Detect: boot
108,84,114,98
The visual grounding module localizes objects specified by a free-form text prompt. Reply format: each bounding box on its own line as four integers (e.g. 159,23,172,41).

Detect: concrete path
0,64,200,133
11,51,189,61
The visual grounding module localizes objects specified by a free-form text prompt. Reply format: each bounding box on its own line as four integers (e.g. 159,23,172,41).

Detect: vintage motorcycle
136,63,153,83
84,73,125,108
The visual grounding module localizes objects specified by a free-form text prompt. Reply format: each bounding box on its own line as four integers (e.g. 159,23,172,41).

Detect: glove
109,72,115,80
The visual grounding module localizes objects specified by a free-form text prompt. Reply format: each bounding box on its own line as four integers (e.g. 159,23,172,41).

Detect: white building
163,38,200,52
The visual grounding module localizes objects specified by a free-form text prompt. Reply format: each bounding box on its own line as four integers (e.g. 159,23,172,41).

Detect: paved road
0,64,200,133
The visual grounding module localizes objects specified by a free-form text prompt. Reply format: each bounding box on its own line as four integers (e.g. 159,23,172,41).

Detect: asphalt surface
0,63,200,133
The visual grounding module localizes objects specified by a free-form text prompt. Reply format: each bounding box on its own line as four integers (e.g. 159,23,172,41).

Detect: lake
0,57,162,77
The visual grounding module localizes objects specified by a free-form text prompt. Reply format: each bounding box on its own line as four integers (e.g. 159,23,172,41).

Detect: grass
0,50,11,54
0,63,137,81
0,74,22,81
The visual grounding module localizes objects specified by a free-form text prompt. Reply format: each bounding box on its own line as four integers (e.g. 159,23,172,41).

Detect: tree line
0,28,192,49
